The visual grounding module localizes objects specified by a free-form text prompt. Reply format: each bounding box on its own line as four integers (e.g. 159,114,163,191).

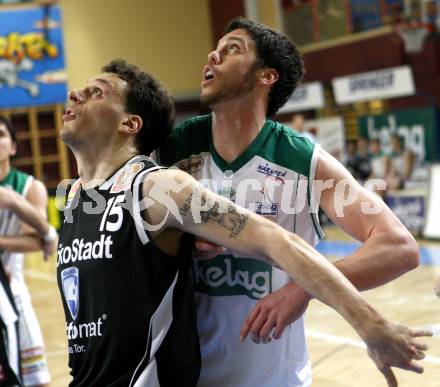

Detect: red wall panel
208,0,245,46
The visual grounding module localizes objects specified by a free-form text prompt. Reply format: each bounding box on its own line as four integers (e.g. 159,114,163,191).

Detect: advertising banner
358,107,440,162
386,192,426,234
278,82,324,113
332,66,414,105
304,116,345,160
424,164,440,239
0,5,67,108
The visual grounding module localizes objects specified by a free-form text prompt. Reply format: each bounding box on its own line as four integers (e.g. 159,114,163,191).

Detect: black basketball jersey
56,156,200,387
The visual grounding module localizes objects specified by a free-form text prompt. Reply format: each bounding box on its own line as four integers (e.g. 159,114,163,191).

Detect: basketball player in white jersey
0,116,57,387
158,18,424,387
60,59,431,387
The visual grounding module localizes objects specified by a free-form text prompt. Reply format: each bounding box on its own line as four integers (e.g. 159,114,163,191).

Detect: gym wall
60,0,213,99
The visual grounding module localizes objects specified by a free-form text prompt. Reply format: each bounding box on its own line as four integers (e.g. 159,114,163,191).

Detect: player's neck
75,145,137,188
211,100,266,163
0,158,11,182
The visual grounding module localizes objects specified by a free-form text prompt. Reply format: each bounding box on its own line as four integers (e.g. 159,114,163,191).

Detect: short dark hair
102,59,175,155
0,116,17,143
0,116,18,159
223,18,304,117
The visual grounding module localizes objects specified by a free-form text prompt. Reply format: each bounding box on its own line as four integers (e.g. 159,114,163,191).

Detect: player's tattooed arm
145,168,431,385
178,190,249,238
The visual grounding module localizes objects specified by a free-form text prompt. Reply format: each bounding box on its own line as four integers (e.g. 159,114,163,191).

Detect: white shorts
14,293,51,386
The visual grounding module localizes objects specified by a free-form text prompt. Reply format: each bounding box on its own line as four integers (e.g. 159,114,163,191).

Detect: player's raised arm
142,168,430,386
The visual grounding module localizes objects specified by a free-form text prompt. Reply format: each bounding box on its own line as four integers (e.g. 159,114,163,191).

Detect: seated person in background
386,133,415,190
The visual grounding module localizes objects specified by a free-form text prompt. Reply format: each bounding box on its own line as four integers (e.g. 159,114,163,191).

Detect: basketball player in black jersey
57,59,430,387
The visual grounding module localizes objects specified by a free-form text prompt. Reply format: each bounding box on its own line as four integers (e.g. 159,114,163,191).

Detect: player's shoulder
159,115,211,166
269,120,314,152
141,167,195,202
172,114,211,139
6,167,34,195
9,167,31,183
262,120,315,176
25,178,48,204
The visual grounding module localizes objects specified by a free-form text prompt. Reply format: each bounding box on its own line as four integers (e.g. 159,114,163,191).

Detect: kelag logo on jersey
193,255,272,299
62,267,79,320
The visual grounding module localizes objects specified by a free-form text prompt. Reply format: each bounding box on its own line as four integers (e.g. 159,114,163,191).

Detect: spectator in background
355,136,372,181
368,138,389,179
343,139,370,182
386,133,415,190
364,138,390,196
344,139,358,177
291,113,316,142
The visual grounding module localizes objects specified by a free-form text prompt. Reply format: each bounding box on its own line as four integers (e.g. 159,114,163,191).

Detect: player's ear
121,115,143,135
10,142,17,158
258,68,278,86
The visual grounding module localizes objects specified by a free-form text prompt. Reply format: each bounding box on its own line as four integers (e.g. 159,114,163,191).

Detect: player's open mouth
202,66,215,86
63,109,77,122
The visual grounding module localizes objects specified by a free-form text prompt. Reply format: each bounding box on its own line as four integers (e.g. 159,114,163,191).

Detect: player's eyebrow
89,77,113,90
217,35,252,50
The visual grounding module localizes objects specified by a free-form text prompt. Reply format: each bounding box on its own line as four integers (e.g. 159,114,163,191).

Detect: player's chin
60,127,77,144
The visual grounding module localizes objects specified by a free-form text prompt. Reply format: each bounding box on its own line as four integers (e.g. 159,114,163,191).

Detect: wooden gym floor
25,226,440,386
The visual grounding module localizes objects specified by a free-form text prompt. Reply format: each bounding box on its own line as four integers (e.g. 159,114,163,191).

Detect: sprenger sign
332,65,415,105
0,5,67,107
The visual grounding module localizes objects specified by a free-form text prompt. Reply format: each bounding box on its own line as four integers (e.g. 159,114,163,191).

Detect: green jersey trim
158,115,211,167
208,120,274,173
308,145,325,240
0,168,32,196
161,114,315,178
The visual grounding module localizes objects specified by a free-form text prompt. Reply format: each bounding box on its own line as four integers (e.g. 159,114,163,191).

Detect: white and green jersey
0,168,33,295
159,115,323,387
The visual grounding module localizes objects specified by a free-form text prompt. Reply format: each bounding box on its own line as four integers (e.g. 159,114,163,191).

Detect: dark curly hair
224,18,304,117
0,116,18,159
102,59,175,155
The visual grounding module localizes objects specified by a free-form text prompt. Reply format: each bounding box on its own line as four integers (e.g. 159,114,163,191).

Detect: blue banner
0,5,67,108
385,194,426,233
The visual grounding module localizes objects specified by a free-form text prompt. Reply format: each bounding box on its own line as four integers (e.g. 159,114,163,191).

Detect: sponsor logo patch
57,235,114,267
257,162,287,184
61,267,79,320
176,156,204,174
66,315,106,340
194,255,272,299
110,162,142,193
249,202,278,222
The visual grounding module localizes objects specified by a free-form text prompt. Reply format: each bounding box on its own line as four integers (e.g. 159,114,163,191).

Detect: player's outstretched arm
142,168,431,387
241,146,422,345
316,147,419,290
